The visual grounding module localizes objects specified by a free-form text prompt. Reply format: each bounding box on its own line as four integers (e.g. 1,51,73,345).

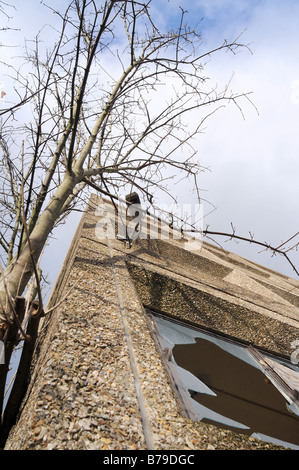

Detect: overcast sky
1,0,299,288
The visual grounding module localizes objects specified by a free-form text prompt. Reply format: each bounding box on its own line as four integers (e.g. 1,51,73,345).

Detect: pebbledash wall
4,194,299,450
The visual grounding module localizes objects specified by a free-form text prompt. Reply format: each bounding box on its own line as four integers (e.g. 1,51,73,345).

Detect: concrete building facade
4,194,299,450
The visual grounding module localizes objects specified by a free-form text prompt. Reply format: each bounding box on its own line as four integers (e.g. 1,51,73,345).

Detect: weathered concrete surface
4,195,299,450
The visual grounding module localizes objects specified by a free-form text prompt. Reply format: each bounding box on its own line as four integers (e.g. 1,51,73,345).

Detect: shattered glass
151,312,299,450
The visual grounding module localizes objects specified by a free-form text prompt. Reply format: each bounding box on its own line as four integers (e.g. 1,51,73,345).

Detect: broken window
148,310,299,450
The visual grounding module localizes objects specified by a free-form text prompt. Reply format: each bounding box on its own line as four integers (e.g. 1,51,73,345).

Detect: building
4,194,299,450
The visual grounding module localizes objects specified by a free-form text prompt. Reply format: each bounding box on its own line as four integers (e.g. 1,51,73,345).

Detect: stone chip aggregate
4,196,297,451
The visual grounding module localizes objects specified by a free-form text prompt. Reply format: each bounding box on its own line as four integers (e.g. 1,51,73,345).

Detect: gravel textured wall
4,195,299,450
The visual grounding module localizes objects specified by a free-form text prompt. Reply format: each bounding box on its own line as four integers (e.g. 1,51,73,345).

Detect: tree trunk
0,312,41,449
0,297,26,424
0,173,78,321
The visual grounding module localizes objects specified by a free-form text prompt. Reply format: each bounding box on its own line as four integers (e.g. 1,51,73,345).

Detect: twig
44,277,80,316
201,228,299,278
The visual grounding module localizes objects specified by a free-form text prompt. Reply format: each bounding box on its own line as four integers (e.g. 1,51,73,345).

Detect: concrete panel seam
107,238,155,450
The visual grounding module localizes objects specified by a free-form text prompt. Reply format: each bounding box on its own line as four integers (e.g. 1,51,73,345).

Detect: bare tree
0,1,253,311
0,0,258,439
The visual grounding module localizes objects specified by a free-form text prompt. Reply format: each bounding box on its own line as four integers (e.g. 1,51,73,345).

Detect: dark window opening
148,310,299,450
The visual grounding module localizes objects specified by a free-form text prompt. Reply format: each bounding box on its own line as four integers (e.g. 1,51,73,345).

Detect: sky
160,0,299,280
1,0,299,289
